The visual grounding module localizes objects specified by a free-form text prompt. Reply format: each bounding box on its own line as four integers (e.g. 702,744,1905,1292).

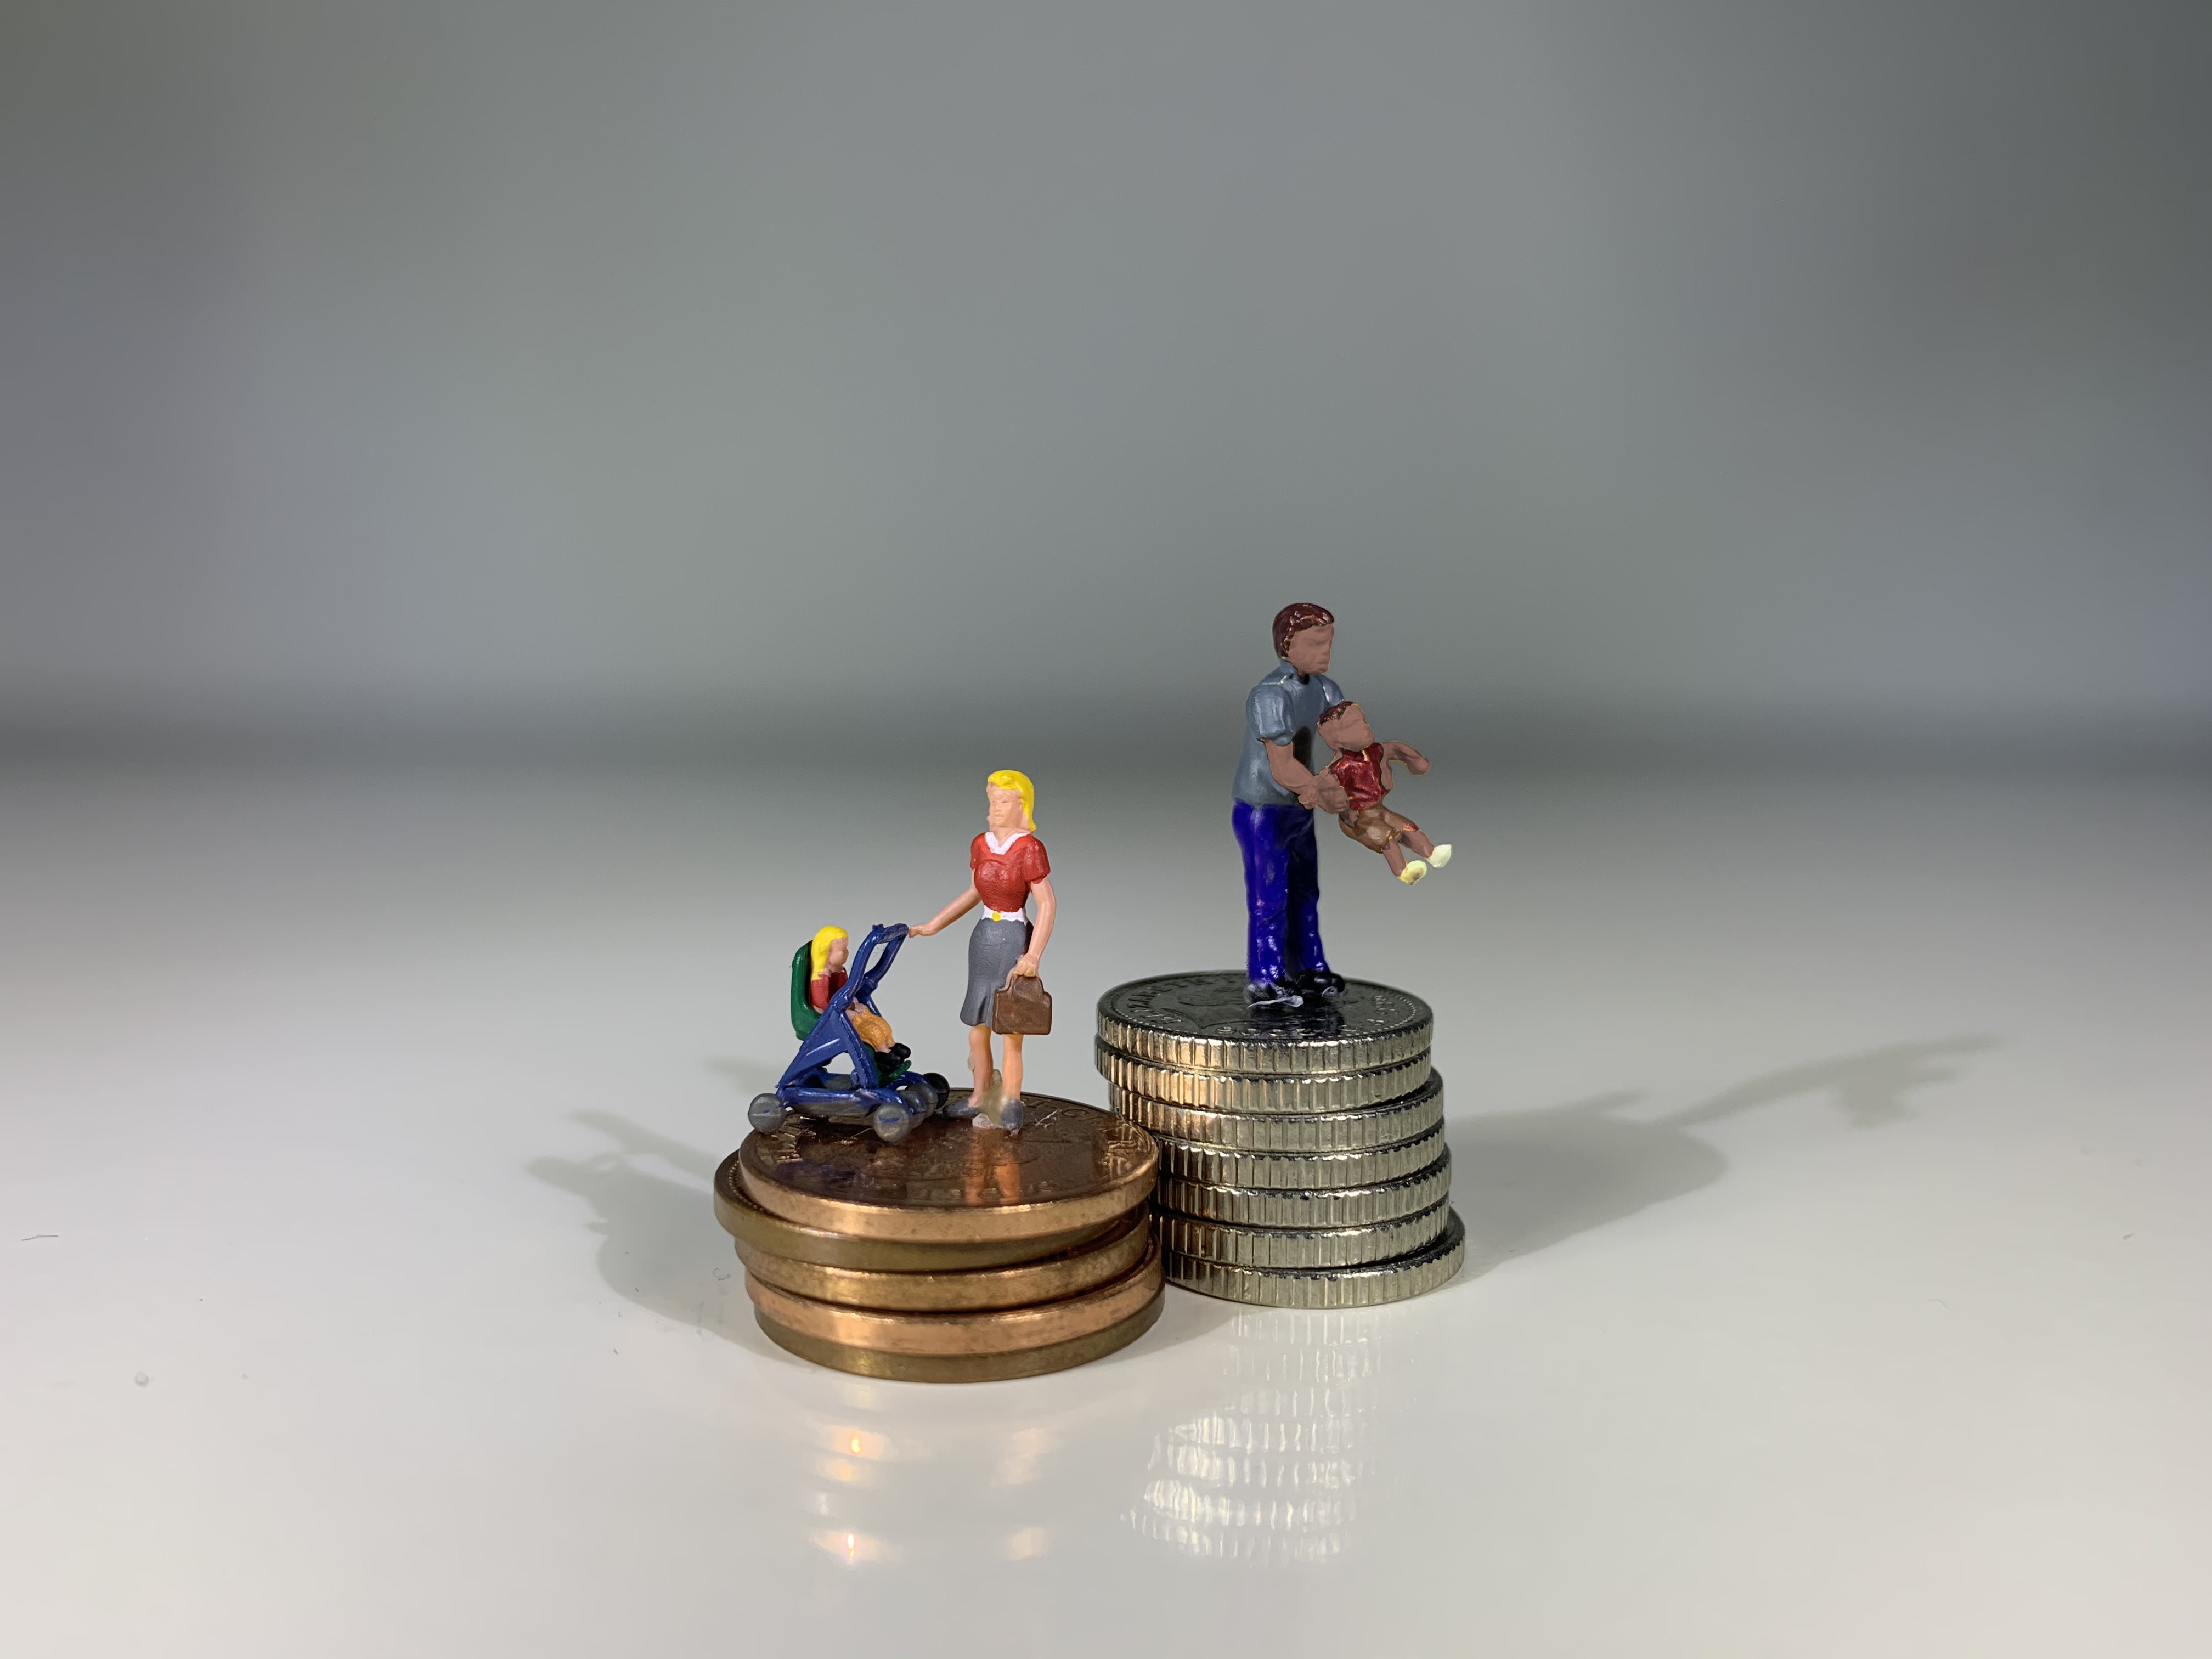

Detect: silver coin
1096,972,1433,1076
1157,1151,1451,1229
1150,1119,1447,1191
1164,1212,1466,1307
1107,1073,1446,1153
1096,1043,1429,1113
1154,1198,1453,1269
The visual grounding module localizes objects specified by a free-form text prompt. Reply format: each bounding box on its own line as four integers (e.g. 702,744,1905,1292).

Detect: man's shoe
1398,858,1430,884
1245,978,1305,1009
1295,968,1347,998
1427,843,1453,870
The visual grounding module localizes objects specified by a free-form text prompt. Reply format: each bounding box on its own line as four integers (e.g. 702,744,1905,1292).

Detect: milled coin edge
1095,1043,1432,1111
1152,1197,1454,1268
1156,1150,1452,1228
1107,1074,1446,1152
1150,1120,1448,1190
1164,1212,1467,1307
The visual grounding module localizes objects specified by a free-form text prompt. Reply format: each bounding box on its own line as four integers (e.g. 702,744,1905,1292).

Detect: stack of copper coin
1095,973,1464,1307
714,1095,1162,1381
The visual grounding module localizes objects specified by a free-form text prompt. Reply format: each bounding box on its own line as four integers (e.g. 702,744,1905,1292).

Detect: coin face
734,1207,1151,1311
1096,972,1433,1075
1166,1211,1466,1307
745,1237,1164,1355
740,1094,1158,1242
755,1292,1164,1383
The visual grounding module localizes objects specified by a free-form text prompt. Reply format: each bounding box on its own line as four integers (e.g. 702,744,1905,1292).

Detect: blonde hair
986,768,1036,829
809,925,849,979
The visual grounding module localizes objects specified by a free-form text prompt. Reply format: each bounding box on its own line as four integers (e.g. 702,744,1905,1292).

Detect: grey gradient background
3,0,2209,759
8,12,2212,1651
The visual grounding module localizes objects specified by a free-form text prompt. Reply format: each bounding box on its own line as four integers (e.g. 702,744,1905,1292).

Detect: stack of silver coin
1094,973,1464,1307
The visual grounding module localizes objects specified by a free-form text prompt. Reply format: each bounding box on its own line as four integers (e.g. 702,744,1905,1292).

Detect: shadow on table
527,1067,1240,1357
1448,1036,1995,1278
1114,1036,2000,1573
529,1039,1996,1344
527,1096,788,1358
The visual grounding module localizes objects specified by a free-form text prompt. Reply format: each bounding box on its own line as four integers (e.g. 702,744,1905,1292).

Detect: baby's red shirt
1329,744,1392,811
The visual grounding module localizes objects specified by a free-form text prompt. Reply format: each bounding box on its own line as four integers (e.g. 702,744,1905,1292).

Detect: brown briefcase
991,975,1053,1036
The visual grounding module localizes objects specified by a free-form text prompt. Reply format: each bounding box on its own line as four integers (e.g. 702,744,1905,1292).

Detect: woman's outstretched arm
910,885,980,937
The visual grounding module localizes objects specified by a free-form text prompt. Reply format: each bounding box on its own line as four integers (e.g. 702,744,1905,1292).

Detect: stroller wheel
922,1071,951,1107
748,1093,788,1132
870,1102,915,1144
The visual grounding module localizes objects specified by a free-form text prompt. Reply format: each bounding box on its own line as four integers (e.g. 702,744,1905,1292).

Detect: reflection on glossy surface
1130,1306,1409,1566
749,1348,1156,1572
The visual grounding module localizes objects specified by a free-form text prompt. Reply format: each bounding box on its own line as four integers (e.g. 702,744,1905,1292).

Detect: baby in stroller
750,923,953,1143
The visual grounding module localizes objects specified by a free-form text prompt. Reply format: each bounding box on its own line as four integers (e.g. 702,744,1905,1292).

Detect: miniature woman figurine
910,769,1056,1129
788,925,850,1039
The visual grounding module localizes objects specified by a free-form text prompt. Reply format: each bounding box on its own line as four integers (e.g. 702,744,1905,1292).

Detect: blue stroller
749,923,952,1143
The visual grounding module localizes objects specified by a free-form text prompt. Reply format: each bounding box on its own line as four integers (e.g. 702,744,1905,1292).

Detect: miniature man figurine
1233,603,1353,1008
1316,702,1453,884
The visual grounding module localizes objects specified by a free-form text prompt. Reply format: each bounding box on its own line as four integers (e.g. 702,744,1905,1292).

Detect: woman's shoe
1398,858,1429,884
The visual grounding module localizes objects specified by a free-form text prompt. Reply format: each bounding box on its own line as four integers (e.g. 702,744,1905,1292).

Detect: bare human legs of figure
964,1023,1025,1127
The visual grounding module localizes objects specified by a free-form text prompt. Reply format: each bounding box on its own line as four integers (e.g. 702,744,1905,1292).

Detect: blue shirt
1233,662,1345,807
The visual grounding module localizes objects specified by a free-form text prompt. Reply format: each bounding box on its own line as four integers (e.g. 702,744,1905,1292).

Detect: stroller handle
847,921,911,997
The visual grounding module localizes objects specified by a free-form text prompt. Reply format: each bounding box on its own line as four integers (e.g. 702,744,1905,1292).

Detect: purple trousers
1233,801,1330,985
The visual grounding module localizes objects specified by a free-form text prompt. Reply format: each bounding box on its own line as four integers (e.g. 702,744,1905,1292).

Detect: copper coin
755,1291,1164,1383
713,1151,1113,1270
744,1237,1164,1356
735,1207,1151,1311
1154,1197,1455,1270
739,1094,1157,1244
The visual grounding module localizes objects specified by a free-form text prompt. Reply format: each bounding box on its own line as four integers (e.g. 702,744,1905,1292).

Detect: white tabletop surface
4,760,2207,1657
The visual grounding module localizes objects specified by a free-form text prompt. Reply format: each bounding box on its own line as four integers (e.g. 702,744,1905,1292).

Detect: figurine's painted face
826,936,849,972
1283,622,1334,678
1321,702,1373,753
986,782,1028,834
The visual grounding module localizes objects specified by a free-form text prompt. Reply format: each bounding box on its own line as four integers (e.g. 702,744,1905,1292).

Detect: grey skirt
962,916,1032,1027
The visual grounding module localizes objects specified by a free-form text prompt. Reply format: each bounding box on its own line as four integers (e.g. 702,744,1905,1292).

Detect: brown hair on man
1272,602,1335,662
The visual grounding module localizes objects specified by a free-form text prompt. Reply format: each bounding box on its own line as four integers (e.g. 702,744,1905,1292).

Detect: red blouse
1328,744,1392,811
970,832,1049,914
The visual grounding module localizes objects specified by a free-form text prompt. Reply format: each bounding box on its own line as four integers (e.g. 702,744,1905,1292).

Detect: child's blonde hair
986,769,1036,829
809,924,849,980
